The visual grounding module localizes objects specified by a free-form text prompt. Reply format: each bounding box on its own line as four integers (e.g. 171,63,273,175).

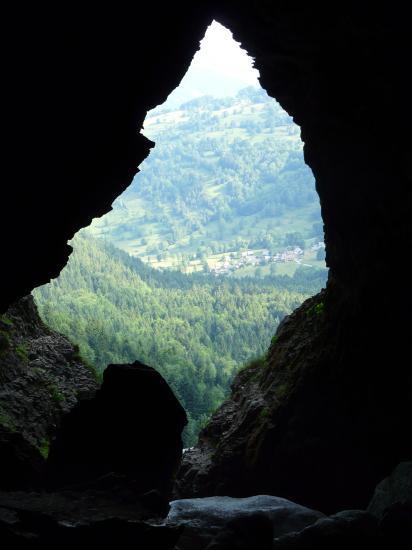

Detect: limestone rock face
46,361,187,497
0,296,99,489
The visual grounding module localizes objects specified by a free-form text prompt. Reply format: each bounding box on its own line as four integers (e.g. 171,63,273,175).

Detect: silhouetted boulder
46,361,187,497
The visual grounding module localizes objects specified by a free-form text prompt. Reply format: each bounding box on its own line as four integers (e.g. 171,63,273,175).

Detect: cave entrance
33,21,327,446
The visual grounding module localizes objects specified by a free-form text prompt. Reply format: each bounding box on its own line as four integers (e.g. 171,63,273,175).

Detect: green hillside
33,232,327,445
91,87,324,273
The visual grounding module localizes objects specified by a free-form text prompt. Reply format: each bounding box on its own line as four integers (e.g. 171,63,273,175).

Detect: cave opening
1,5,411,546
31,20,327,447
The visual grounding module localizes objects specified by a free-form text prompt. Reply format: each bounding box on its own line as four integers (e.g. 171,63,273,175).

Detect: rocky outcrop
177,288,412,512
46,361,187,497
0,296,99,489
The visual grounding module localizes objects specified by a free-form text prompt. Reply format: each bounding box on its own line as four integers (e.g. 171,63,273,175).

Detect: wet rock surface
166,495,324,550
368,462,412,519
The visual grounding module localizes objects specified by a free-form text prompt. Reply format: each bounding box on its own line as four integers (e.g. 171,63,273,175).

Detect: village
210,241,325,276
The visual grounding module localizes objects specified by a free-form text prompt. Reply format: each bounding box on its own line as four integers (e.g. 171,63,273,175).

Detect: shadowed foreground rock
46,361,187,497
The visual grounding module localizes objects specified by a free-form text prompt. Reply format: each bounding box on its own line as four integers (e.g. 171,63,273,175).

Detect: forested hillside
91,87,323,273
33,232,327,444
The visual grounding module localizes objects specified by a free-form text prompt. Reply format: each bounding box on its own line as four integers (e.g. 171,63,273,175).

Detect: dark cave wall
1,2,411,512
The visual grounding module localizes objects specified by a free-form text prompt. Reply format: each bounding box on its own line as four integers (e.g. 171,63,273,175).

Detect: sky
160,21,260,109
193,21,259,87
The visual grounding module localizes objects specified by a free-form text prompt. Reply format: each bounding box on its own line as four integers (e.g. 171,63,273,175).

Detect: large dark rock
0,296,99,489
46,361,187,496
166,495,324,550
